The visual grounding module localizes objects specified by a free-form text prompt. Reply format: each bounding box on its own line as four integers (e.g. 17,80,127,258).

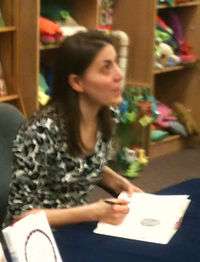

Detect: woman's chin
110,96,123,107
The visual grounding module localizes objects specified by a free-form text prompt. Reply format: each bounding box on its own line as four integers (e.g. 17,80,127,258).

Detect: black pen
104,199,129,205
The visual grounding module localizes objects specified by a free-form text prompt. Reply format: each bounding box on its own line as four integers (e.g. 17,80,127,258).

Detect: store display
0,9,5,27
97,0,115,30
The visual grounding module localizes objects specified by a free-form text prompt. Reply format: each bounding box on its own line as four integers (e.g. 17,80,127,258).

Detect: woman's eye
103,63,112,71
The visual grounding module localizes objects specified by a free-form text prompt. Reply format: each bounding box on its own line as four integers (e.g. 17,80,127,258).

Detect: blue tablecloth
54,179,200,262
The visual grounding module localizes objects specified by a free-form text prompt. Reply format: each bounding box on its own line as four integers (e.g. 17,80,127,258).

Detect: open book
94,192,191,244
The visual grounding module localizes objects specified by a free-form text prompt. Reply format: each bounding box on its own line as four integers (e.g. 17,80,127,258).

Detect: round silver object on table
140,218,160,226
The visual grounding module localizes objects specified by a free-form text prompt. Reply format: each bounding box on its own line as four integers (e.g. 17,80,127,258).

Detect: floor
88,147,200,201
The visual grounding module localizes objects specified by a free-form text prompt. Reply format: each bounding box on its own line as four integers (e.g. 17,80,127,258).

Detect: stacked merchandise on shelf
39,1,87,106
150,100,200,143
39,16,64,46
0,61,7,97
40,1,86,46
38,71,51,106
97,0,115,31
154,0,200,146
155,9,197,69
0,9,5,27
109,87,155,178
150,101,187,142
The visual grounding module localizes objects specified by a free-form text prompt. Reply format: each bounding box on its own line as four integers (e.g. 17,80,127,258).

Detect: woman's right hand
92,198,129,225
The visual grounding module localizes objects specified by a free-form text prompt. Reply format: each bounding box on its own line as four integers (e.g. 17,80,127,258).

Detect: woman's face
78,44,123,107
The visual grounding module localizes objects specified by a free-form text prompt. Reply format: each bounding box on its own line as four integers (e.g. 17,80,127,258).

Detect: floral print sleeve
7,116,58,218
5,106,110,225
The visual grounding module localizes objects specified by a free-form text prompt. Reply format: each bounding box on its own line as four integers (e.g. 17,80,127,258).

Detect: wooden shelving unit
152,1,200,157
40,44,60,51
112,1,200,158
154,62,197,74
0,94,19,102
0,26,16,33
0,0,38,117
149,135,186,159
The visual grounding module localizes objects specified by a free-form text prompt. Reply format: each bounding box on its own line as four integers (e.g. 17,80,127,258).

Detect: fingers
111,204,129,214
104,198,129,218
128,183,143,193
132,186,143,193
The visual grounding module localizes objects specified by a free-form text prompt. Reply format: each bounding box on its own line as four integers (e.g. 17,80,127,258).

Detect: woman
6,30,142,228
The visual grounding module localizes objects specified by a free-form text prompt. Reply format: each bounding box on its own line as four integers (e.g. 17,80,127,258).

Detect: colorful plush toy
97,0,115,30
155,42,181,68
173,102,200,136
158,0,175,6
38,73,50,106
115,147,148,178
164,10,198,63
153,101,187,137
41,1,70,23
39,16,64,45
110,87,154,178
0,10,5,27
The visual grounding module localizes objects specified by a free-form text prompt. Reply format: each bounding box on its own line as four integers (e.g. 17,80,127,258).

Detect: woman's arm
13,199,129,228
101,166,143,196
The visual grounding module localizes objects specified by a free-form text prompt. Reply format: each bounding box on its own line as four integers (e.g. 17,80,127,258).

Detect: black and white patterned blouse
6,105,111,224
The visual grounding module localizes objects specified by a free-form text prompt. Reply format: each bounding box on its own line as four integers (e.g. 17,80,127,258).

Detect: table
54,179,200,262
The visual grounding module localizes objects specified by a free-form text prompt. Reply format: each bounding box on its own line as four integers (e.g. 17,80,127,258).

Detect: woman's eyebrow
103,59,112,64
102,57,118,64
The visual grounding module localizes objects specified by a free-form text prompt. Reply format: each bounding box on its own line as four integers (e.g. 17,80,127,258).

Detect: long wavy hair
51,30,115,157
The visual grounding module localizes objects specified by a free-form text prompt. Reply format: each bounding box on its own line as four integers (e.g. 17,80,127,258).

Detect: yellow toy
173,102,200,136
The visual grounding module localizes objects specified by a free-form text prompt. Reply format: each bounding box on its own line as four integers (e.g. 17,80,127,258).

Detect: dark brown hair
51,30,115,157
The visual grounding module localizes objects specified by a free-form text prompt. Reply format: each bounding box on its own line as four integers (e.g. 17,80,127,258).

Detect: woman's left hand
116,175,143,196
102,166,143,197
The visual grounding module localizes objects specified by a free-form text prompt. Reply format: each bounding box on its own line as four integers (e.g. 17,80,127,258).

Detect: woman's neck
79,95,100,155
79,94,100,125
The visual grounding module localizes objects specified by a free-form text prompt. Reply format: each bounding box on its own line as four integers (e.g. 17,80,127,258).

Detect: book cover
2,211,63,262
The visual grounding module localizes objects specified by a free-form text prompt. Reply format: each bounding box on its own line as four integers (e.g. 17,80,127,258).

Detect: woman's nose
114,64,123,82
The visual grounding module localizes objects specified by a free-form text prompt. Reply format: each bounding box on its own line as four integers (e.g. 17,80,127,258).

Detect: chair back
0,103,24,226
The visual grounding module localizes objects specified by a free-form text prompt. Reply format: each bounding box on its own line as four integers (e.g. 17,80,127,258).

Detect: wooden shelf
154,62,197,74
149,135,186,159
154,65,185,74
0,26,16,33
0,1,38,116
158,1,200,9
40,43,60,51
0,94,19,102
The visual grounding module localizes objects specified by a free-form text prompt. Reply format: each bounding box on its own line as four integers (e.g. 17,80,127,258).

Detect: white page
94,192,191,244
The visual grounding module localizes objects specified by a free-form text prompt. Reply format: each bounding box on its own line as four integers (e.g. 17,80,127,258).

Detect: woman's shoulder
13,104,69,154
18,104,60,137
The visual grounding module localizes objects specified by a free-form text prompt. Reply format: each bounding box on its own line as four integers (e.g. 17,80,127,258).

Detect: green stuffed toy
111,87,154,178
115,147,148,178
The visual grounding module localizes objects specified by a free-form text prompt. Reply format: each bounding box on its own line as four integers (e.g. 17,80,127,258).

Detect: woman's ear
68,74,84,93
